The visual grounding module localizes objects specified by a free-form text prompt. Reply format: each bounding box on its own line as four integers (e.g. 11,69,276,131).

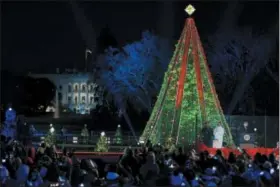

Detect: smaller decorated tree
95,131,109,152
114,124,122,145
44,124,56,146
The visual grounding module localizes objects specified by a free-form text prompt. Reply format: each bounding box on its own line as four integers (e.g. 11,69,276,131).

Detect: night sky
2,1,279,74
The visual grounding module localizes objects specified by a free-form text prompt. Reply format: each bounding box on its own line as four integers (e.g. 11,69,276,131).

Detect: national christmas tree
95,132,109,152
114,124,123,145
140,5,234,147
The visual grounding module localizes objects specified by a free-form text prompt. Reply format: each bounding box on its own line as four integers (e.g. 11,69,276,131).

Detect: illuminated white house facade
30,70,103,114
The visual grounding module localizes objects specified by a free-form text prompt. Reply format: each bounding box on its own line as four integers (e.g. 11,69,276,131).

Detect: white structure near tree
29,69,103,114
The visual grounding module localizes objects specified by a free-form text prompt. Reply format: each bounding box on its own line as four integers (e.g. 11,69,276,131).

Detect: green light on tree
95,131,109,152
114,124,123,145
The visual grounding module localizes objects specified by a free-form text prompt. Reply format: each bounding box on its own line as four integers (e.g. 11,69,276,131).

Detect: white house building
29,69,103,115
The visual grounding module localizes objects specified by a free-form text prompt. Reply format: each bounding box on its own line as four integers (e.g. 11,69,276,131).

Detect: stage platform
52,143,279,161
58,148,278,161
198,144,279,158
57,151,122,156
56,151,122,161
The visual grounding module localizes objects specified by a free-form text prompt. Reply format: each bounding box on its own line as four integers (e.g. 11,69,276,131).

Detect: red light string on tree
175,19,191,109
191,18,207,124
172,19,192,144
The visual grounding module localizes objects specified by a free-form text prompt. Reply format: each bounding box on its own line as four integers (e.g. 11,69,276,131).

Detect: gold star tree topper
185,4,196,16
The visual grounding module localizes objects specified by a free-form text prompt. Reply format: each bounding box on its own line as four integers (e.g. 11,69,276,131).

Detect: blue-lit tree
206,2,278,115
1,108,17,139
96,31,172,138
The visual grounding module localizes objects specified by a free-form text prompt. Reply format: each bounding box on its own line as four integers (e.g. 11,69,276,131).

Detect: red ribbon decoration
175,18,192,109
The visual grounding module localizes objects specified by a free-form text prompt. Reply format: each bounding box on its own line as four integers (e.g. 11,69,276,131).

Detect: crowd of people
0,135,279,187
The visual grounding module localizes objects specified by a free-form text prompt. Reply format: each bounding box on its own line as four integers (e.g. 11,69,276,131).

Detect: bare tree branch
207,21,278,114
266,66,279,84
217,2,244,32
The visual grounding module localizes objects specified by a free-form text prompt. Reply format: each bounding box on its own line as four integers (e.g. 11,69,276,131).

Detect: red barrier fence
198,143,279,158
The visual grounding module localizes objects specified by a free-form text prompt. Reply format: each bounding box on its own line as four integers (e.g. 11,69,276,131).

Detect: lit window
58,92,62,101
89,84,94,92
74,85,78,92
68,85,72,92
73,137,78,144
107,137,111,144
94,96,98,102
82,85,86,92
90,97,94,104
81,96,86,104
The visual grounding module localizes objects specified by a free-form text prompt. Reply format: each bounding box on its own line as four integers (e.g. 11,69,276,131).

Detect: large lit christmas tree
140,5,234,147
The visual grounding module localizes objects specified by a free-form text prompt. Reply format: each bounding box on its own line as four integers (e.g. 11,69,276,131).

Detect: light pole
85,49,92,72
264,108,267,147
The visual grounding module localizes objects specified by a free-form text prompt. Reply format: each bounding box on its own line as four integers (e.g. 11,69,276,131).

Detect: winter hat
106,172,119,180
205,181,217,187
204,168,215,176
263,161,272,169
0,165,9,183
191,179,200,187
40,167,48,178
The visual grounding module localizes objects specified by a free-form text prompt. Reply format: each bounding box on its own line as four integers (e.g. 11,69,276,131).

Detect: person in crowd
139,151,159,186
36,143,46,161
0,164,9,185
16,157,30,184
228,152,237,164
145,139,152,148
29,125,37,137
60,126,67,143
104,164,120,186
81,124,89,144
170,168,189,186
201,122,214,147
1,133,280,187
213,122,225,148
119,147,139,180
26,168,43,186
173,147,187,168
240,121,250,133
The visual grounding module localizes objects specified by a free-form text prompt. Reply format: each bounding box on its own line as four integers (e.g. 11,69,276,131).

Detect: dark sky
2,1,278,74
